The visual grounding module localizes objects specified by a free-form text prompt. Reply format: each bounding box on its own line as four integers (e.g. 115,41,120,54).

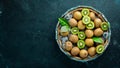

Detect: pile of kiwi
56,6,110,61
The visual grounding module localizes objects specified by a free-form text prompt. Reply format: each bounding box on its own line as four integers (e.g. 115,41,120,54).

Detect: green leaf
92,37,103,43
58,18,69,26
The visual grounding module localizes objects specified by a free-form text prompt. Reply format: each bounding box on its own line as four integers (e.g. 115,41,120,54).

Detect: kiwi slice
101,22,108,31
96,45,104,54
77,40,85,49
81,8,90,16
82,16,90,24
86,21,94,29
71,27,79,34
78,32,86,40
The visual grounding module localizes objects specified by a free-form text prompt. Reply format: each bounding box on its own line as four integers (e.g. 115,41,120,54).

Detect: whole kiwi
94,28,103,36
88,47,96,56
78,20,86,30
85,30,94,38
65,41,73,51
69,18,78,27
69,34,79,43
73,11,82,20
85,38,94,47
71,47,80,56
94,18,102,28
79,49,88,58
89,12,96,20
60,32,69,36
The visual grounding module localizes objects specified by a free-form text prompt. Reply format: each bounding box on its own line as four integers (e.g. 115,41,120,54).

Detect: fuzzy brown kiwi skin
69,34,79,43
89,12,96,20
73,11,82,20
71,47,80,56
85,30,94,38
78,20,86,30
94,18,102,28
94,28,103,36
60,32,69,36
79,49,88,59
85,38,94,47
69,18,78,27
88,47,96,56
65,41,73,51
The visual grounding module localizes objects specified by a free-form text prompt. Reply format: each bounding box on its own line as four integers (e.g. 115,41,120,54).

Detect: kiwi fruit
77,40,85,49
71,27,79,34
82,16,90,24
69,34,79,43
73,11,82,20
65,41,73,51
88,47,96,56
69,18,78,27
94,28,103,36
96,45,104,54
101,22,108,31
81,8,90,16
86,21,94,29
89,12,96,20
79,49,88,58
94,18,102,28
85,38,94,47
78,32,86,40
78,20,86,30
60,32,69,36
60,26,69,36
71,47,80,56
85,30,93,38
60,26,69,32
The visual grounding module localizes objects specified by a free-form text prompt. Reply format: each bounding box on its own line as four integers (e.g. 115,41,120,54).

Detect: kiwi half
71,27,79,34
82,16,90,24
81,8,90,16
101,22,108,31
78,32,86,40
96,45,104,54
77,40,85,49
86,21,94,29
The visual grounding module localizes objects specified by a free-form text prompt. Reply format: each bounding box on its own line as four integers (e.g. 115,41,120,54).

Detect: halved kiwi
78,32,86,40
81,8,90,16
96,45,104,54
86,21,94,29
77,40,85,49
101,22,108,31
71,27,79,34
82,16,90,24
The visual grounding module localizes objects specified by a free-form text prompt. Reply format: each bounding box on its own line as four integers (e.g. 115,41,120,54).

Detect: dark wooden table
0,0,120,68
